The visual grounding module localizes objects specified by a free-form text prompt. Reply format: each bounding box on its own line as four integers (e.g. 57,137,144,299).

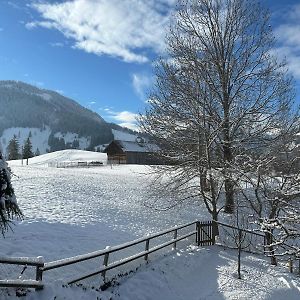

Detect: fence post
35,257,44,291
289,257,293,273
102,247,110,280
144,238,150,261
196,221,200,246
173,228,178,250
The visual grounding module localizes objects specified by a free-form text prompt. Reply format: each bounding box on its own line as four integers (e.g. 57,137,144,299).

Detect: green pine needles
0,151,22,236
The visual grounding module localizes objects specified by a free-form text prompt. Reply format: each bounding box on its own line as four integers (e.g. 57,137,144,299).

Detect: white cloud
132,73,153,100
30,80,44,87
111,111,138,123
102,108,139,131
55,89,64,95
118,122,140,131
26,20,55,30
86,100,96,108
28,0,176,63
50,42,64,47
273,5,300,79
272,47,300,79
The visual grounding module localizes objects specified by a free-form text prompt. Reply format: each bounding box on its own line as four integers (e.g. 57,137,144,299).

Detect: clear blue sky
0,0,299,130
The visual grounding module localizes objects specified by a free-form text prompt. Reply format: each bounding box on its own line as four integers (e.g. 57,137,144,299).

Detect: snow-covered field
1,150,300,299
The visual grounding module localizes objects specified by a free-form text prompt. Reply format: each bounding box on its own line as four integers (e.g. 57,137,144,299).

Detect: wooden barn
104,137,159,165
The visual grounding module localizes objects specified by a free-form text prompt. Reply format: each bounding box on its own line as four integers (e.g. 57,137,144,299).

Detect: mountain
0,80,135,155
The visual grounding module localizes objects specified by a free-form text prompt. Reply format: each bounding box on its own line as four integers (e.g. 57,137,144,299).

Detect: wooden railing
43,220,200,284
48,161,104,168
0,256,44,290
0,220,215,290
213,220,266,254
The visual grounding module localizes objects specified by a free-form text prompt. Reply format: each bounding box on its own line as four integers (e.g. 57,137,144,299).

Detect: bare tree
236,124,300,265
140,0,296,222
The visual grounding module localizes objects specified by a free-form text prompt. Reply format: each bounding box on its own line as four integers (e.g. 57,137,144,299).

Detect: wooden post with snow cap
35,256,44,291
196,221,200,246
173,226,178,250
289,257,293,273
102,246,110,280
144,237,150,261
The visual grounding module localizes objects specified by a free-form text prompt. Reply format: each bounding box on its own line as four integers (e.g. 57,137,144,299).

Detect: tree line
6,132,38,161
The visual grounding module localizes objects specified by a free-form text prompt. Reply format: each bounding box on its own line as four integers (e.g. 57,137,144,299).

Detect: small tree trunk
212,210,219,237
265,231,277,266
237,229,242,279
224,178,234,213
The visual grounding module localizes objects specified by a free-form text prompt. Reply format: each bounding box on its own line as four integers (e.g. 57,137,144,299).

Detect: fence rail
0,257,44,290
48,161,104,168
4,220,293,291
0,220,215,290
43,221,199,284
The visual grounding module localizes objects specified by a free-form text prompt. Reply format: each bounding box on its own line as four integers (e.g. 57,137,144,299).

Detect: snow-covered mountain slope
0,80,114,152
8,149,107,166
0,126,91,155
0,126,51,154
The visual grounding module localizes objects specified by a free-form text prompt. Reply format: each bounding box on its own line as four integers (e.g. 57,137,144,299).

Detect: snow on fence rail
0,220,215,290
48,161,104,168
213,220,266,254
0,256,44,290
1,220,298,292
213,220,300,273
43,220,207,284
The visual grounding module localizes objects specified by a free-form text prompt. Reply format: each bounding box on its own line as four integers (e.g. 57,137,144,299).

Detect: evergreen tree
35,148,40,156
72,139,79,149
0,151,22,236
23,137,34,160
6,135,20,160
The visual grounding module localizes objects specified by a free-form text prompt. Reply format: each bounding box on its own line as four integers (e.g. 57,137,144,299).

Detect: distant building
104,137,159,165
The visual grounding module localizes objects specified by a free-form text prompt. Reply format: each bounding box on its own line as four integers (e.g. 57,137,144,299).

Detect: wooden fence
0,256,44,290
3,220,296,291
0,220,215,290
48,161,104,168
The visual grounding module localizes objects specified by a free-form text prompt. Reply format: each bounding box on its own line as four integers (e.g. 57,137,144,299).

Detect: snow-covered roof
116,140,159,153
112,129,139,142
109,130,159,153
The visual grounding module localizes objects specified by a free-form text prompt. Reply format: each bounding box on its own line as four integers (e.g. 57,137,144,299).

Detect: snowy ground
1,150,300,299
2,246,300,300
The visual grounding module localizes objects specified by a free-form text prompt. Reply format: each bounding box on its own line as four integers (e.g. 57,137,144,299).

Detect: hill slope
0,81,135,154
8,149,107,166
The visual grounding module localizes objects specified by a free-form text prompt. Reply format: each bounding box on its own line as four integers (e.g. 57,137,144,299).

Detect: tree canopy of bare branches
140,0,298,222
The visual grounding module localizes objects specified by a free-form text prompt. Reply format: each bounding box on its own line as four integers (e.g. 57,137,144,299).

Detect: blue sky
0,0,299,130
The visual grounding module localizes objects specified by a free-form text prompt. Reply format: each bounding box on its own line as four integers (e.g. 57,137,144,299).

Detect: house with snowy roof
104,136,159,164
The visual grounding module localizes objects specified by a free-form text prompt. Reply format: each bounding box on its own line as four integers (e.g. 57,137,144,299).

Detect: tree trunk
212,210,219,237
238,230,242,279
223,104,235,214
265,231,277,266
224,178,234,213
